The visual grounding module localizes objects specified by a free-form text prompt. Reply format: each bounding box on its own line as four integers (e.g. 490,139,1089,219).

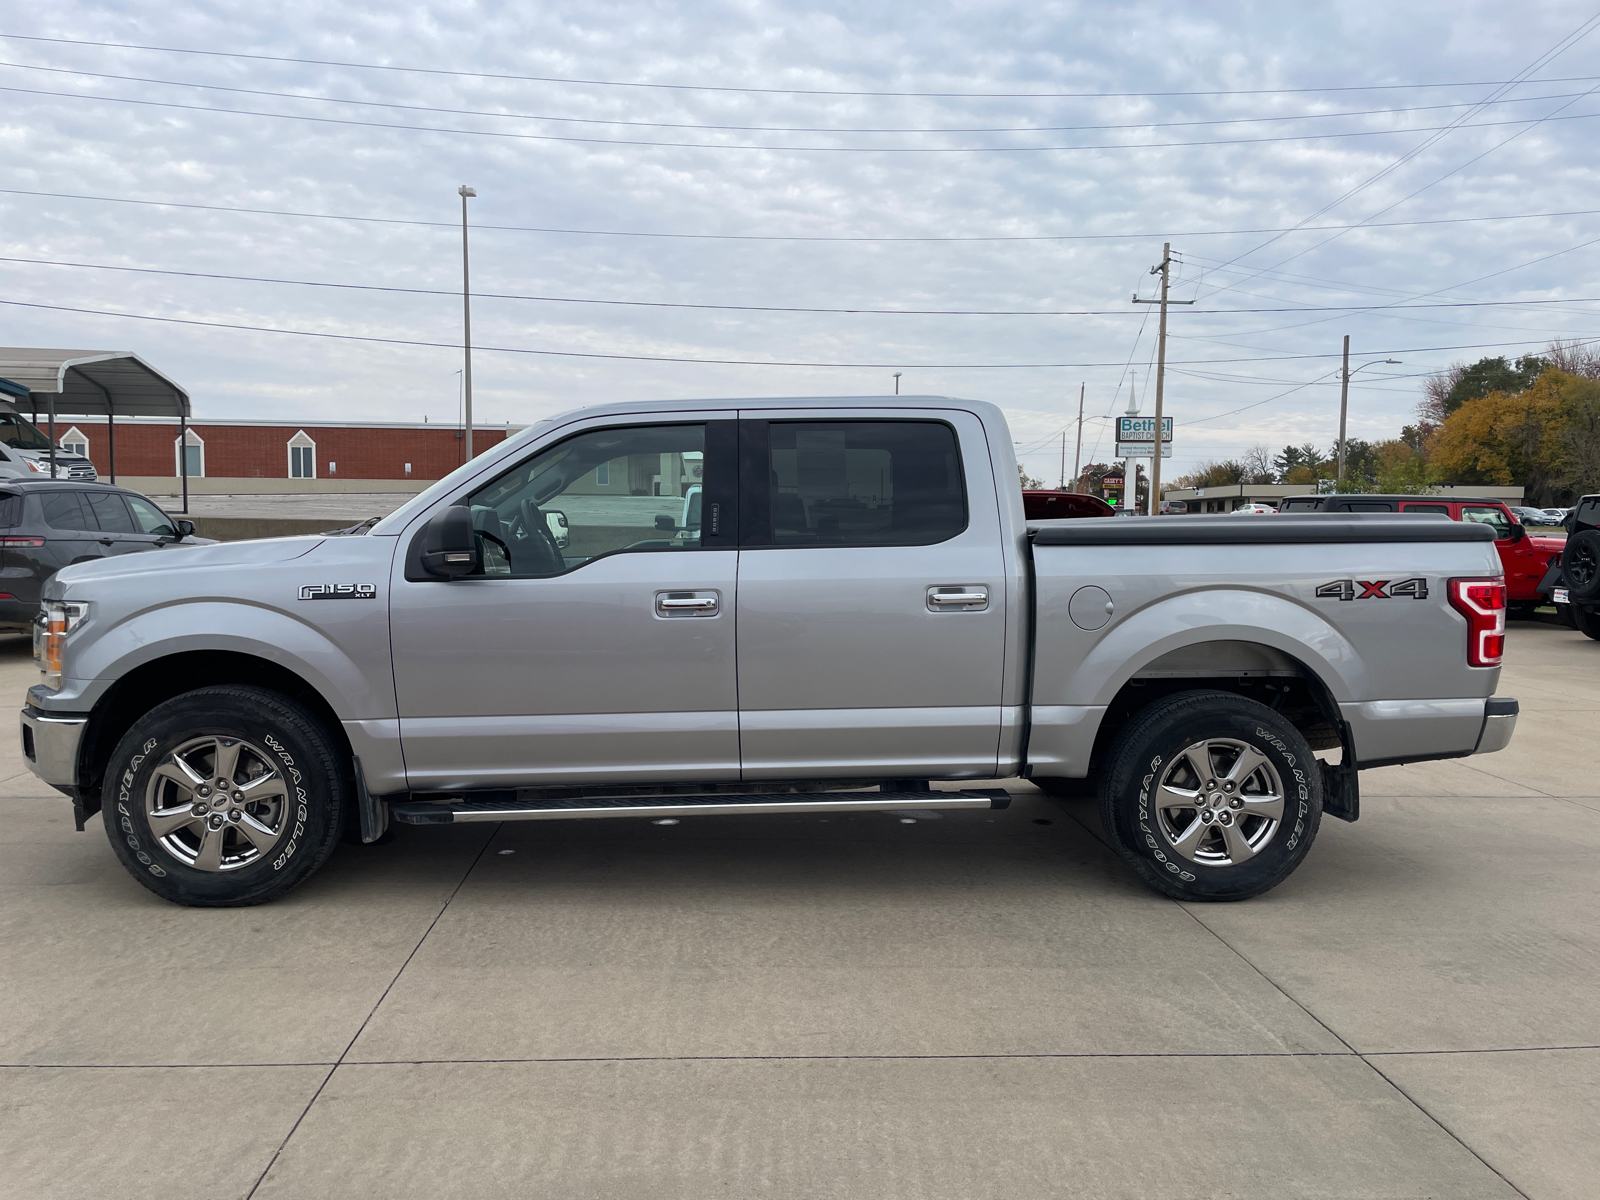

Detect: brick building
46,417,516,482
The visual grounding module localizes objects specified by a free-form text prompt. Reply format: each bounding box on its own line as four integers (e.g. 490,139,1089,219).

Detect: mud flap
70,786,101,832
353,757,391,844
1320,739,1360,823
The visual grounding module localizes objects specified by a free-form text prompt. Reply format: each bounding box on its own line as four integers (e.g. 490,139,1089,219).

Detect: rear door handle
656,590,720,617
98,538,116,546
927,585,989,611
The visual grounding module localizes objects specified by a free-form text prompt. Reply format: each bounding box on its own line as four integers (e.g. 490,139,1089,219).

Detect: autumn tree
1427,368,1600,504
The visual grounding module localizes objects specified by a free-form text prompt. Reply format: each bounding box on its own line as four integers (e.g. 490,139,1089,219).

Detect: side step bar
391,789,1011,826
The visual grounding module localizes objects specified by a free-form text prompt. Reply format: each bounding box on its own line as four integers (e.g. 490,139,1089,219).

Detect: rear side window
1336,501,1396,512
85,492,137,533
753,420,966,547
1280,499,1321,511
1576,498,1600,529
0,493,19,528
39,491,95,532
1401,503,1450,516
1462,505,1513,539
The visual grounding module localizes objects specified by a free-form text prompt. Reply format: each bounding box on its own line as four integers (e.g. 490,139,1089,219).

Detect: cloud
2,0,1598,480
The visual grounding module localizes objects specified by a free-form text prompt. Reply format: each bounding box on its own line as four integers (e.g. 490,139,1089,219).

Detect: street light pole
1336,343,1404,486
1071,381,1084,489
893,372,901,395
459,185,476,462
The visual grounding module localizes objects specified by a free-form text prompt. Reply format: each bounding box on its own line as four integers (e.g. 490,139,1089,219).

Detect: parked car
1547,507,1574,527
0,481,203,634
0,402,99,481
1159,500,1187,515
1231,502,1278,515
1510,505,1560,528
1540,494,1600,639
1281,494,1563,616
1021,490,1114,520
22,396,1516,909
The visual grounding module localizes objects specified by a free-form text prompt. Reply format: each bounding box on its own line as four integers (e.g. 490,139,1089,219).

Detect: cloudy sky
4,1,1600,480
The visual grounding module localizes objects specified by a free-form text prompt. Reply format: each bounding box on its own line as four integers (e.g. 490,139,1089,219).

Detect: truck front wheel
1099,691,1323,902
100,685,349,907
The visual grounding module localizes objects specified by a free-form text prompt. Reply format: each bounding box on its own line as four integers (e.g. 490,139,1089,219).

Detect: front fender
48,599,395,721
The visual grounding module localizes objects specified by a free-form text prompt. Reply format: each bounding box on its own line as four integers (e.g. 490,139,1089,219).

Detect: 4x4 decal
1315,577,1429,601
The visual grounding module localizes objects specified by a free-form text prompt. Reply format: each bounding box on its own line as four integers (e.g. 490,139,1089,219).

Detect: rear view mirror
174,519,195,540
420,505,479,577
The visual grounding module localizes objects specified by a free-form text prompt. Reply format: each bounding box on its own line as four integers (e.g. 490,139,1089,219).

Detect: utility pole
1337,334,1351,485
1071,381,1084,489
893,372,901,395
459,184,476,461
1133,243,1194,514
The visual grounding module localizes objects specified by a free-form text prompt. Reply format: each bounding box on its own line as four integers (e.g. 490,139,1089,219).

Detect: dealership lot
2,623,1596,1199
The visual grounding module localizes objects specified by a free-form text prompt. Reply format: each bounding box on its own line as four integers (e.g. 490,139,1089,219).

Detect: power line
13,252,1600,315
6,296,1590,368
8,186,1600,245
7,33,1599,100
5,59,1594,135
1194,11,1600,284
9,82,1600,153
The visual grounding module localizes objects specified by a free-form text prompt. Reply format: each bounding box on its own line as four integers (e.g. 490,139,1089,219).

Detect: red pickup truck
1280,494,1564,612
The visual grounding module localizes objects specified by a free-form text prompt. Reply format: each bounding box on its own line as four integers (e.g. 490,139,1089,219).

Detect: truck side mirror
1507,522,1526,543
420,505,479,577
654,514,677,531
174,519,195,540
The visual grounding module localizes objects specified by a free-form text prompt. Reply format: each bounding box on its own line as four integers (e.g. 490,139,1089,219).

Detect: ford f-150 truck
20,396,1518,907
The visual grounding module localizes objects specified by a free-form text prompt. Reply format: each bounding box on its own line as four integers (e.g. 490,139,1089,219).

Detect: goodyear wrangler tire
1099,690,1323,902
101,686,348,907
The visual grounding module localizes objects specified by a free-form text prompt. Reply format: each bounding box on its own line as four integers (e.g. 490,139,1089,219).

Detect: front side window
126,495,178,537
0,412,53,450
756,420,966,547
462,423,716,578
1462,505,1513,539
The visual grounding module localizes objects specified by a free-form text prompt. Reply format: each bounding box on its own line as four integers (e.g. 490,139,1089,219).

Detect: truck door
734,410,1007,780
389,417,741,790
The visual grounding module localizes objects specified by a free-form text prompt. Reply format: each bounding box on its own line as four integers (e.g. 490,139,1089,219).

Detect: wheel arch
77,650,353,805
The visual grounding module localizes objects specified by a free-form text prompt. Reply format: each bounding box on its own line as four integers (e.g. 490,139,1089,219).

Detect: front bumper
1474,697,1518,755
19,704,86,788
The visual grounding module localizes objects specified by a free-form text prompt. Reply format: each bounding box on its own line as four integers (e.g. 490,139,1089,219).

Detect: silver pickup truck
20,396,1518,907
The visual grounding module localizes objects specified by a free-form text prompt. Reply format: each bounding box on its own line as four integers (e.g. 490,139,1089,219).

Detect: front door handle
927,585,989,611
656,590,720,617
98,538,116,546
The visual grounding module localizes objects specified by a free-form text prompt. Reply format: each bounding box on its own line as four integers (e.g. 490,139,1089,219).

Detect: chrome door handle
656,591,720,617
927,585,989,612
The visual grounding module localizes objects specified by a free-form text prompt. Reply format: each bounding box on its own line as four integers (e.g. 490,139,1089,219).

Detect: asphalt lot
2,622,1596,1199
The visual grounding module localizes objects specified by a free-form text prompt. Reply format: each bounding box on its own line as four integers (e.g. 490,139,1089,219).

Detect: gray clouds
3,0,1599,477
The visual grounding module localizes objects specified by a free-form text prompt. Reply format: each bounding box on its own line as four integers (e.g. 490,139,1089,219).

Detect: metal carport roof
0,348,190,418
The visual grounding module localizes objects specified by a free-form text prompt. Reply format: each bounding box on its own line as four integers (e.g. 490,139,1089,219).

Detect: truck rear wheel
1572,603,1600,642
1099,691,1323,902
101,685,348,907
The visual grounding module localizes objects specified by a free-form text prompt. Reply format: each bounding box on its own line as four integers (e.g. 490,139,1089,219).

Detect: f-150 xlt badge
1315,577,1428,601
298,584,378,601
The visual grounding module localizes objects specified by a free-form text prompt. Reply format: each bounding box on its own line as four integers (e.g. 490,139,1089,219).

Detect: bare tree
1241,444,1275,484
1545,339,1600,379
1417,362,1464,432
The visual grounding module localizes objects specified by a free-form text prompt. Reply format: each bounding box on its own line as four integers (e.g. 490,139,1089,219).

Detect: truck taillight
1447,578,1505,667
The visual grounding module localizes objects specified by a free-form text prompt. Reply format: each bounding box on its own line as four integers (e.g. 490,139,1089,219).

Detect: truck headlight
35,601,88,689
25,459,53,473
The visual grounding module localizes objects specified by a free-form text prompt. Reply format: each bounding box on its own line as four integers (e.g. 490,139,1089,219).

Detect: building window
288,431,316,479
175,430,204,479
595,461,610,486
60,427,89,459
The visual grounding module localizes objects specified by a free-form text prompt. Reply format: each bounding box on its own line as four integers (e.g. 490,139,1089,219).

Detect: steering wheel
517,498,565,575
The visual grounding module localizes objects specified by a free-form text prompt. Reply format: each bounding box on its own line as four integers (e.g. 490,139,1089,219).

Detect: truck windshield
0,412,55,450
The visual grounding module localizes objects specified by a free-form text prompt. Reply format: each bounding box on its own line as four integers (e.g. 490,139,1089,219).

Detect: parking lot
1,621,1595,1199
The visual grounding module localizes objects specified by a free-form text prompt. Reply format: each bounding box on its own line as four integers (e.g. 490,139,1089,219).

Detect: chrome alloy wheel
143,736,291,872
1153,738,1285,868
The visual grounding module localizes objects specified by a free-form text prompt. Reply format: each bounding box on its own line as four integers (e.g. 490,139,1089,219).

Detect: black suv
0,482,201,634
1543,495,1600,640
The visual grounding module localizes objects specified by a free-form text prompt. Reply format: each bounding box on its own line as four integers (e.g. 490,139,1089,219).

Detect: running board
390,788,1011,825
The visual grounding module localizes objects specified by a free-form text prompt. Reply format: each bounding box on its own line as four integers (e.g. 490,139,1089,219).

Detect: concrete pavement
1,622,1595,1198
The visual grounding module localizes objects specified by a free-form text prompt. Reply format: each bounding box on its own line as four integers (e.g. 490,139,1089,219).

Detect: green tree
1018,464,1045,489
1441,355,1548,415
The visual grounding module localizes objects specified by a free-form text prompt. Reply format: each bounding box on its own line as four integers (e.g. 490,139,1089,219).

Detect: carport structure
0,348,193,509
